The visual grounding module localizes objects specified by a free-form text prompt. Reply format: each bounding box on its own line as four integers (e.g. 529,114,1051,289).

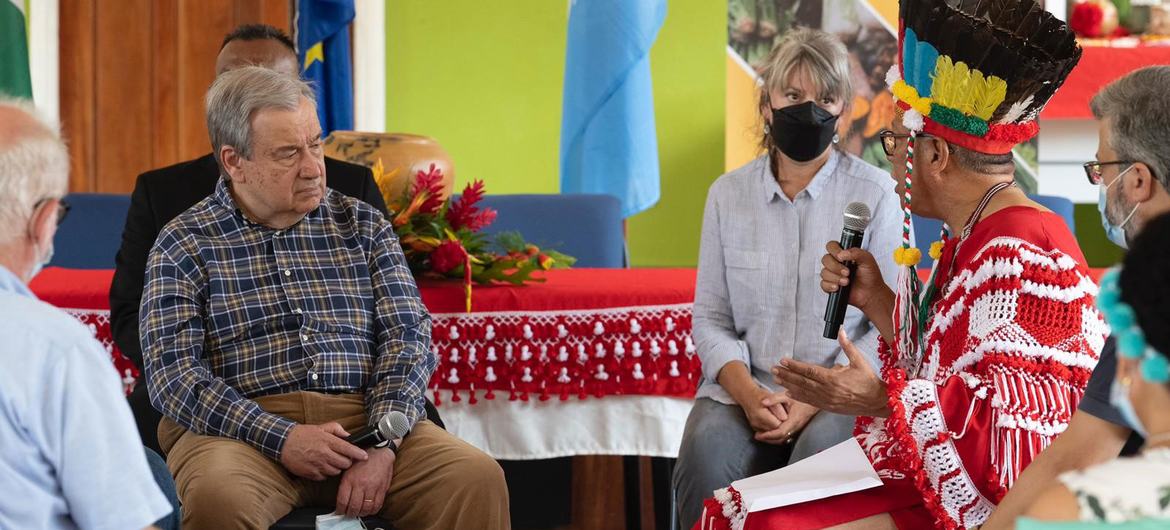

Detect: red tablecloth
29,267,701,404
1042,46,1170,120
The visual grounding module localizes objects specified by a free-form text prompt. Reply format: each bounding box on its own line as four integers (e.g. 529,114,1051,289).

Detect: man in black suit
110,24,389,452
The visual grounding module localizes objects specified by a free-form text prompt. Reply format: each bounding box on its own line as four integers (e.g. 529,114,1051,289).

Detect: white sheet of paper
730,437,882,513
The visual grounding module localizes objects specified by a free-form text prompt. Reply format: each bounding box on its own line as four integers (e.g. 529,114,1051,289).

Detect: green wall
386,0,725,267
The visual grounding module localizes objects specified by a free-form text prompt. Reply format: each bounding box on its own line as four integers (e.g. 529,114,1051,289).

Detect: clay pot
323,132,456,203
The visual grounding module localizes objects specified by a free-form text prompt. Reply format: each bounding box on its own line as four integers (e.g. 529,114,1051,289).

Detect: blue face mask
1109,377,1147,437
1098,165,1140,249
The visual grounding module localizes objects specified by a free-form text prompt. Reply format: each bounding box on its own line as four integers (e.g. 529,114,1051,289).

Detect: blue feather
902,29,939,98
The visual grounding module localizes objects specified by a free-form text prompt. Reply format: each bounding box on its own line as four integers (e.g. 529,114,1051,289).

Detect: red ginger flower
431,240,467,274
446,180,498,231
411,164,446,215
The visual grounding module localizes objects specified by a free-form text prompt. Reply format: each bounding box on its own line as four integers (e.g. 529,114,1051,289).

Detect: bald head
216,39,299,77
0,100,58,146
0,99,68,245
215,24,299,77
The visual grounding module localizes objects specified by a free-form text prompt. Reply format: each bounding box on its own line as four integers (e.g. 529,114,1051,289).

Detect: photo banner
725,0,1039,192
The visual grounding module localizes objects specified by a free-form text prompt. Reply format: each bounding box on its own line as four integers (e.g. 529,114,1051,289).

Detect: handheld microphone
346,410,411,448
823,202,872,339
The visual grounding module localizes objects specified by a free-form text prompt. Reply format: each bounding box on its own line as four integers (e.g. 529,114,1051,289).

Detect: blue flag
296,0,354,135
560,0,666,218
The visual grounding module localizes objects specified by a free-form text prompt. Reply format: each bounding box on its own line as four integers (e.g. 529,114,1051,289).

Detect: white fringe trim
712,487,746,530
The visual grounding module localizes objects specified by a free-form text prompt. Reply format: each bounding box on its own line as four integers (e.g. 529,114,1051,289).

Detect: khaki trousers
159,392,510,530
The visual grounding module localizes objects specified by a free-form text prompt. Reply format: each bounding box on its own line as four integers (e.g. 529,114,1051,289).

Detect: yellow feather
932,56,970,113
931,55,1007,120
973,75,1007,121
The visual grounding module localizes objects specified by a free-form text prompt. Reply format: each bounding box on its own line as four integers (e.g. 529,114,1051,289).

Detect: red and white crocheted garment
703,209,1108,530
855,236,1107,529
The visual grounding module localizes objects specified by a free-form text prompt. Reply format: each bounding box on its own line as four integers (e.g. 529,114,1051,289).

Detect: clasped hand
279,422,396,517
741,387,818,445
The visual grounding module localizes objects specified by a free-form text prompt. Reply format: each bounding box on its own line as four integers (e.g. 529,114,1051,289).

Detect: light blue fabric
560,0,666,218
0,265,172,529
297,0,354,135
1018,517,1170,530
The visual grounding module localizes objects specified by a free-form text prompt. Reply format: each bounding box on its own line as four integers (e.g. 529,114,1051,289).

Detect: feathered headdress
888,0,1082,362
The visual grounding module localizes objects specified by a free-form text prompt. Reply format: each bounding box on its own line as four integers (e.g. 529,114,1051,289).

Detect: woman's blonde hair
757,27,853,148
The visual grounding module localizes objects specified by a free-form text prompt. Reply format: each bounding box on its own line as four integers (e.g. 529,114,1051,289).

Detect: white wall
1037,119,1098,203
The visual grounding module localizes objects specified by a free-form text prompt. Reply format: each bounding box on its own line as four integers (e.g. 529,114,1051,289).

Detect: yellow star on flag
302,42,324,71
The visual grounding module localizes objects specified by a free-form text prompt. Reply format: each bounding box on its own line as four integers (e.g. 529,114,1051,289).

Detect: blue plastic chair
50,193,131,269
477,194,625,268
913,193,1075,269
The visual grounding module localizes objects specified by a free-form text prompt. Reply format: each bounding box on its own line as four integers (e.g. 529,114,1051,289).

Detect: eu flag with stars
296,0,354,135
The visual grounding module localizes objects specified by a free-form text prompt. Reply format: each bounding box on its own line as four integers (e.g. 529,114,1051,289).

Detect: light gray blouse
693,150,905,404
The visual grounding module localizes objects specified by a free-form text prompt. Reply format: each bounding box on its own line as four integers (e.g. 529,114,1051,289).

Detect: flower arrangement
373,161,576,311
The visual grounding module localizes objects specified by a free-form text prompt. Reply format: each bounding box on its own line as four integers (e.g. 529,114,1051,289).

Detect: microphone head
843,202,872,232
378,410,412,439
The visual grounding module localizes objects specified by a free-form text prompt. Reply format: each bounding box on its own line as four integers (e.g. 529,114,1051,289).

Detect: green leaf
494,231,528,253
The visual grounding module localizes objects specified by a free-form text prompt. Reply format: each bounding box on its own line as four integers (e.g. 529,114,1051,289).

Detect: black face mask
770,101,839,162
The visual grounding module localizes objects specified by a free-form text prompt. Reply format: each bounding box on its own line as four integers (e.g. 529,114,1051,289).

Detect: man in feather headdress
696,1,1106,529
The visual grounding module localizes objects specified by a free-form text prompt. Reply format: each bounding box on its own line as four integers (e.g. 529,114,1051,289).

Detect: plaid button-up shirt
141,179,434,459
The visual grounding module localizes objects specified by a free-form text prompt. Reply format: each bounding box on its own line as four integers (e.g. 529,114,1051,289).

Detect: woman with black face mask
672,28,905,530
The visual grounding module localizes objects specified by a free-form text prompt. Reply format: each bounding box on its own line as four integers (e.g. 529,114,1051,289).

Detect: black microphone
347,410,411,448
824,202,872,339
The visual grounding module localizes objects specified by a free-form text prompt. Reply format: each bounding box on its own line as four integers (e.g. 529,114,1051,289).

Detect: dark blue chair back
477,194,625,268
50,193,131,269
913,193,1076,269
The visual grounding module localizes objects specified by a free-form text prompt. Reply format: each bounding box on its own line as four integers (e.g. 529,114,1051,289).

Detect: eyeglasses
33,197,71,225
878,129,933,157
1083,160,1134,186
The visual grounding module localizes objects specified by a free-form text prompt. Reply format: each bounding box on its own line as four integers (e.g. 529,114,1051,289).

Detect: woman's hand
754,394,818,445
738,386,787,433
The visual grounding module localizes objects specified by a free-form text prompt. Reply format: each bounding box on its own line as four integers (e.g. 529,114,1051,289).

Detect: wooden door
59,0,292,193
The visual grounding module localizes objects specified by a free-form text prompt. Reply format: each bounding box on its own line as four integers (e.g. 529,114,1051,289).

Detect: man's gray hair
205,66,316,175
1091,66,1170,190
0,98,69,244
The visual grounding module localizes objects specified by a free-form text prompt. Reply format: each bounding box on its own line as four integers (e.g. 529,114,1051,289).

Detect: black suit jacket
110,154,386,450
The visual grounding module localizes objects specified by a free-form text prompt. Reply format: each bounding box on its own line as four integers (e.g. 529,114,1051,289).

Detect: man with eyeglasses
0,100,175,529
981,66,1170,529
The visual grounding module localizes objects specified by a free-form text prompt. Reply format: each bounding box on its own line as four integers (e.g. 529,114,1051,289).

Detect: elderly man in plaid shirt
140,66,509,530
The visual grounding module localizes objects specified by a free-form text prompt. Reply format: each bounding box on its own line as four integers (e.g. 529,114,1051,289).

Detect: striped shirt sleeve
364,221,436,429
